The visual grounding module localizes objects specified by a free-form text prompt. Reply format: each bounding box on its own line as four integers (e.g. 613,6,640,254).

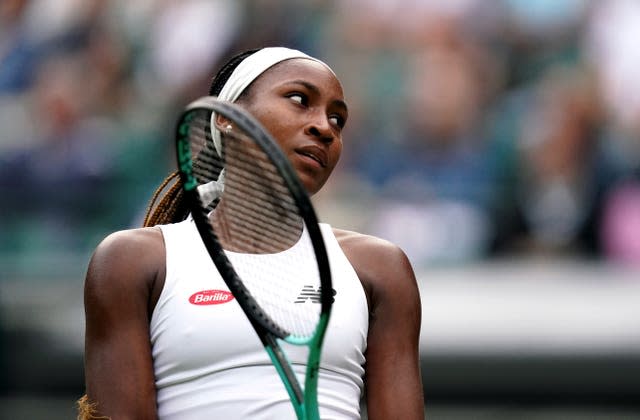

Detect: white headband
210,47,333,155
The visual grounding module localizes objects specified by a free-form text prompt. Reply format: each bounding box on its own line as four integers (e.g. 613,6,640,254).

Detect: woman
80,47,424,419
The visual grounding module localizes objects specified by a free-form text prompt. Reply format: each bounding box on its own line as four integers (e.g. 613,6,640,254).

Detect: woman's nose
306,115,334,143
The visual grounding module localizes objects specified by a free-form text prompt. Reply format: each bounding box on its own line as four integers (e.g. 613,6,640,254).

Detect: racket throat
264,340,306,419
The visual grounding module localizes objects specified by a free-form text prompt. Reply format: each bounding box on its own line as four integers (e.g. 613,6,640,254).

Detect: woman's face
236,58,348,195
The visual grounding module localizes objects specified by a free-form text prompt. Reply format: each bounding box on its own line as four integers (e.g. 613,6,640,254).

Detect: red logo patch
189,290,234,305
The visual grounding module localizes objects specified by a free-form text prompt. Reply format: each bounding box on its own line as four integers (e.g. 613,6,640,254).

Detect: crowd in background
2,0,640,269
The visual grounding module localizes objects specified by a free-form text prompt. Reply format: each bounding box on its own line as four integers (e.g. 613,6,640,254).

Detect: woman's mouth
295,146,327,168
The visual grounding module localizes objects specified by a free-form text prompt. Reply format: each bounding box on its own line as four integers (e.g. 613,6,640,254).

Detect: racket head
175,96,333,343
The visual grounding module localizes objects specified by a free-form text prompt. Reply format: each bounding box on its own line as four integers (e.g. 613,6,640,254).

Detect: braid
143,48,262,227
143,171,188,227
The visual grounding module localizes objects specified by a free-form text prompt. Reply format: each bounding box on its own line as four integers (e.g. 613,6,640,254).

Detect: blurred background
1,0,639,418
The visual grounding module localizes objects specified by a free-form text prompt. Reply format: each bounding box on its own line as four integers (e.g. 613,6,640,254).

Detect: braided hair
142,49,260,227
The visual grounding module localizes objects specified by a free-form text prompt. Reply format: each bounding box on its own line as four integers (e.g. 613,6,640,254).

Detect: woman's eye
330,115,346,129
288,93,307,105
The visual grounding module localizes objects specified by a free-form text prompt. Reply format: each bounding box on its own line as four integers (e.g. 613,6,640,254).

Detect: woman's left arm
341,233,424,420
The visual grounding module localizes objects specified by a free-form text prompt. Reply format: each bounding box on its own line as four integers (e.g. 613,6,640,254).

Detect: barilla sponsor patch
189,290,234,305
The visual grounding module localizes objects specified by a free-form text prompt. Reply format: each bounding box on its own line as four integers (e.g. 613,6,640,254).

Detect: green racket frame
175,96,333,419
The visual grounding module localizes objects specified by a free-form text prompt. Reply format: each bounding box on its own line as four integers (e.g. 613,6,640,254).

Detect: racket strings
220,197,302,253
186,112,322,338
190,120,304,252
229,239,320,338
221,154,303,254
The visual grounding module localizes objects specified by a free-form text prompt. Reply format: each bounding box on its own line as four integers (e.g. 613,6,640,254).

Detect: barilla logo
189,290,234,305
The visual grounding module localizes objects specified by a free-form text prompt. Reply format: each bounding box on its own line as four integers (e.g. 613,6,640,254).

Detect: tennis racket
175,96,333,420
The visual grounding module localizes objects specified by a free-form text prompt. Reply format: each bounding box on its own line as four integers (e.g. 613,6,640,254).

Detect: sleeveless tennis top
151,218,368,419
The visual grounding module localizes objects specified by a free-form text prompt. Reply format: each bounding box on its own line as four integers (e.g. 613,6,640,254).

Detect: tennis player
79,47,424,419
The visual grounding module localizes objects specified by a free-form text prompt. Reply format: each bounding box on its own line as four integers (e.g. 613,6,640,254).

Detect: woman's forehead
254,58,344,95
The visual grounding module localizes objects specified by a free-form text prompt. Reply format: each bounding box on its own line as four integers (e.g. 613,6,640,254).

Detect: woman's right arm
82,227,165,420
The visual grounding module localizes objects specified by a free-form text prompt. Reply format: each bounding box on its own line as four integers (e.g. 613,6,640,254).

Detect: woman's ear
214,114,233,133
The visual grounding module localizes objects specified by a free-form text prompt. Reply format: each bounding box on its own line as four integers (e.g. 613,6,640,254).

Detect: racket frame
175,96,333,420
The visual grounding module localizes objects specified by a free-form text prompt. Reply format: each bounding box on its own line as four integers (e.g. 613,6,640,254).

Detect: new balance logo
294,285,336,304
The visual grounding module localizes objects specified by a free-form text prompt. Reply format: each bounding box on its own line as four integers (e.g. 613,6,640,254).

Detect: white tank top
152,218,368,419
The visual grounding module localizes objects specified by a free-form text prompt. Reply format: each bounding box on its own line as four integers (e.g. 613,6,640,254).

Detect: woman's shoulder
86,226,165,293
330,227,415,297
93,226,164,262
331,227,408,261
